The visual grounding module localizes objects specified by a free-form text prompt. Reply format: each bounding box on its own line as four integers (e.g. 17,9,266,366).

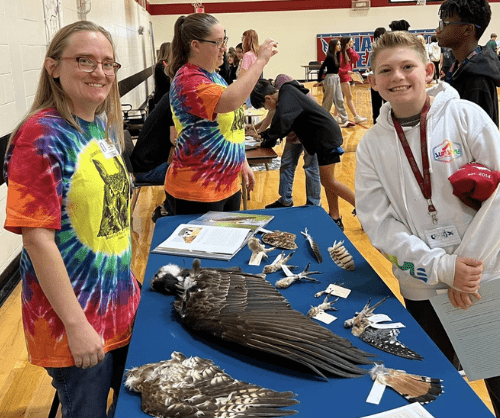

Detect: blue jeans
278,141,321,206
134,162,168,183
46,346,128,418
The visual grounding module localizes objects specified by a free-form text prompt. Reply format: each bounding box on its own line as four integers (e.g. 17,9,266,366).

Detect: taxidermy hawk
125,351,299,417
151,259,376,379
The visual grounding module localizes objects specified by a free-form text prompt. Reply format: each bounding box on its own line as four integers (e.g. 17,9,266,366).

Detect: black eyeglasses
60,56,121,75
438,20,481,32
196,37,229,49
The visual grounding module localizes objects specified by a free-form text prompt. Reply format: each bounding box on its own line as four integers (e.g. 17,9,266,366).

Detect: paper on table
359,402,434,418
430,279,500,381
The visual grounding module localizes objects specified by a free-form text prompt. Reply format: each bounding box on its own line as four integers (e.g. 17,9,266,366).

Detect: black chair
307,60,320,81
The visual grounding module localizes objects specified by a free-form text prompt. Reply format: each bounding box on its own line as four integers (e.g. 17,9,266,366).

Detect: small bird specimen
263,251,296,274
262,230,298,250
301,228,322,263
125,351,300,417
150,259,376,379
307,295,340,319
328,240,355,271
275,263,321,289
369,364,443,404
344,297,423,360
248,237,275,265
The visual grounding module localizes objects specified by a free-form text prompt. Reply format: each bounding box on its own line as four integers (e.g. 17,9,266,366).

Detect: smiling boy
355,31,500,416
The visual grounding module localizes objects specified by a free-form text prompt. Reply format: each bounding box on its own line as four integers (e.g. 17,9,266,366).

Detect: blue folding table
115,206,493,417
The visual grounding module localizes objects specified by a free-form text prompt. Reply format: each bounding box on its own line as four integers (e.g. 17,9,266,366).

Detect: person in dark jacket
151,42,172,113
250,79,355,230
436,0,500,127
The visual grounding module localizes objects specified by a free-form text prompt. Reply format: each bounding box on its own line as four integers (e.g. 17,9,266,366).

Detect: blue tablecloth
115,206,493,417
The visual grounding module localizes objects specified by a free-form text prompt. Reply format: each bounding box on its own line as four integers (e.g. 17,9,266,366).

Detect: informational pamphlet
152,212,274,261
430,279,500,381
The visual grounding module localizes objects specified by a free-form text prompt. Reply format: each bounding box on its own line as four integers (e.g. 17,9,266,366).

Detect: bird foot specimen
328,240,355,270
369,364,443,404
151,259,376,379
344,297,423,360
307,295,340,319
248,237,275,266
262,230,298,250
276,263,321,289
301,228,322,263
263,251,297,274
125,351,299,417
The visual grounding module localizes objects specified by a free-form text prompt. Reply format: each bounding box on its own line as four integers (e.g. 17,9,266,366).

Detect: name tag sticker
97,140,119,159
424,224,461,249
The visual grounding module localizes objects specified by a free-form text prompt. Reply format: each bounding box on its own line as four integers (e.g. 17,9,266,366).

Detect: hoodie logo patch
433,140,462,163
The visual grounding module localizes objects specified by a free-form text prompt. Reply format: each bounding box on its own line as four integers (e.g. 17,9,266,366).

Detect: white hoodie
355,82,500,300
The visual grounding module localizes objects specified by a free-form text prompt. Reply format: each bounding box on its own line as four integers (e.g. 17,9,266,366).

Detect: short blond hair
371,31,429,71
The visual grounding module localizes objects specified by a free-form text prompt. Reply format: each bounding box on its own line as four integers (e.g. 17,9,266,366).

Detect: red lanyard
391,96,437,224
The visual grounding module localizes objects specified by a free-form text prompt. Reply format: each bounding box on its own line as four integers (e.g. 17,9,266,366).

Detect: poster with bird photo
189,211,274,232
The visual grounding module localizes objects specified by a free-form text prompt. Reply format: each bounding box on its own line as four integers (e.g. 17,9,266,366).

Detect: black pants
166,191,241,215
405,298,500,417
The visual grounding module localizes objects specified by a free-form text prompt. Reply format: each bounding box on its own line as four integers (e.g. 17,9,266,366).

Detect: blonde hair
8,21,123,150
242,29,259,55
371,31,429,71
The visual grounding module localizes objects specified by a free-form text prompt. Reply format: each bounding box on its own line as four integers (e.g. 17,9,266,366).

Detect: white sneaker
340,121,355,128
354,115,367,124
333,116,342,124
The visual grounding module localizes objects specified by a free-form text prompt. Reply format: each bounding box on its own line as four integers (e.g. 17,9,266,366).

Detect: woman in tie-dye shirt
166,13,278,214
4,22,140,418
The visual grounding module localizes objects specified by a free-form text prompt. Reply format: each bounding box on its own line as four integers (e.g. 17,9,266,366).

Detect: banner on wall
316,30,436,72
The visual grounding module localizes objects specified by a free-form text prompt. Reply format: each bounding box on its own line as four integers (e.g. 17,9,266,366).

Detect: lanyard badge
391,96,438,224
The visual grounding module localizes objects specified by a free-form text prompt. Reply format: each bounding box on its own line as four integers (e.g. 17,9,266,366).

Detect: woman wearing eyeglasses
167,14,277,215
4,21,140,418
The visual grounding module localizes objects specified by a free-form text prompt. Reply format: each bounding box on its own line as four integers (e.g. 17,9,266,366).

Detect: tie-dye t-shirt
166,62,245,202
4,109,141,368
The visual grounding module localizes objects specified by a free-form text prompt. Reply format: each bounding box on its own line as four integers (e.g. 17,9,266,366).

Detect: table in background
115,206,493,418
241,147,278,209
301,63,321,81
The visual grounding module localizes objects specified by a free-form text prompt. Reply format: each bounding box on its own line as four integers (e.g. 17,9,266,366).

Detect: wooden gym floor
0,83,494,417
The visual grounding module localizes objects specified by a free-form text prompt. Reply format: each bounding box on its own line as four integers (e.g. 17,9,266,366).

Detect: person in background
235,42,244,78
338,36,367,124
226,47,239,84
316,39,354,128
256,74,322,209
167,13,277,215
428,35,441,82
436,0,500,127
240,29,261,108
440,47,455,80
218,50,230,83
3,21,140,417
388,19,410,31
370,27,386,122
151,41,171,113
356,30,500,417
486,32,498,52
251,78,356,231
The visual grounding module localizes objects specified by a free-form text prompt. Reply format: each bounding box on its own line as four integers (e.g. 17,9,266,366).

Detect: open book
152,212,274,261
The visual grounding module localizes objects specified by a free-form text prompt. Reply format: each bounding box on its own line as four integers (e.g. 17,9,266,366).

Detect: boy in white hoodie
355,31,500,416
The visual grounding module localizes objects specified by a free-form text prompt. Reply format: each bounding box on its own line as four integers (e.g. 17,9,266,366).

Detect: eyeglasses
197,37,229,49
60,56,121,75
438,20,481,32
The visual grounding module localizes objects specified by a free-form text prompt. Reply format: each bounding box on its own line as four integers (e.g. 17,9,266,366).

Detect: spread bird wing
155,262,375,379
371,365,444,404
301,228,322,263
125,351,299,417
359,327,423,361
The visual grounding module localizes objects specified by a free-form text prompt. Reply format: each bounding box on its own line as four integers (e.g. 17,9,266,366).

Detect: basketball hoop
193,2,204,13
